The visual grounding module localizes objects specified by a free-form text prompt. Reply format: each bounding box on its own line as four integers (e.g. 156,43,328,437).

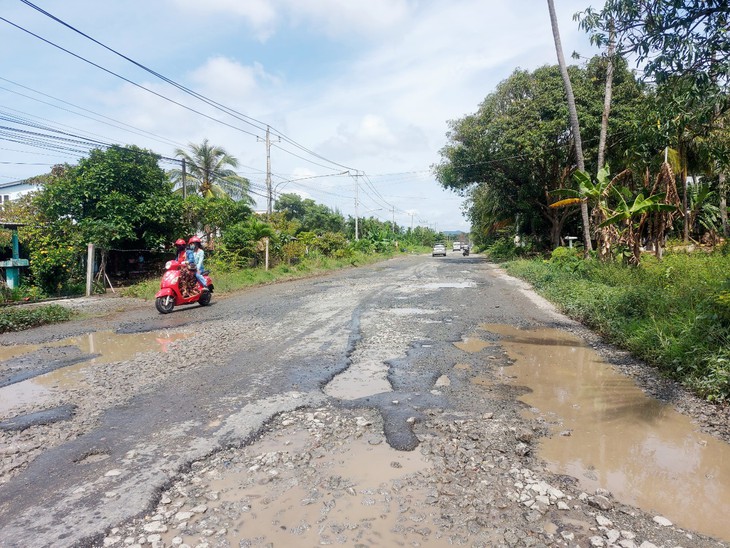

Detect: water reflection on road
0,330,191,415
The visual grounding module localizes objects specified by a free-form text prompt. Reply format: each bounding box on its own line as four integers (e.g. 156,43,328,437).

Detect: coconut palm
547,0,592,255
171,139,254,204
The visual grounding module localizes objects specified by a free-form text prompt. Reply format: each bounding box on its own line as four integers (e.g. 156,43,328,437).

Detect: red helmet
174,238,186,246
188,236,202,245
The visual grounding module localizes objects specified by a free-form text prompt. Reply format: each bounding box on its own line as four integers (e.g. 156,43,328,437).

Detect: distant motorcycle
462,246,470,256
155,259,213,314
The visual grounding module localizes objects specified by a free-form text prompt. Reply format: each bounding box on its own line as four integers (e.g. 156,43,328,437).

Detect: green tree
437,61,643,249
219,215,275,268
578,1,730,92
172,139,254,202
182,195,252,245
25,147,184,292
579,1,730,240
274,193,345,234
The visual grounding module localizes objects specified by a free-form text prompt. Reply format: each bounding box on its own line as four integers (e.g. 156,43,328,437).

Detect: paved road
0,253,564,547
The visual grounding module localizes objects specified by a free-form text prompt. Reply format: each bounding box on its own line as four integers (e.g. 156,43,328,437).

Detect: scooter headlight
165,260,173,270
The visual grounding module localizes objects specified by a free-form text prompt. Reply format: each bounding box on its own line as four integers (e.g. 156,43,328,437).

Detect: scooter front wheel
155,295,175,314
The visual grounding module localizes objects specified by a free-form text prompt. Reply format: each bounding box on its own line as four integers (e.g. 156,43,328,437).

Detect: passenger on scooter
188,236,208,292
174,238,196,298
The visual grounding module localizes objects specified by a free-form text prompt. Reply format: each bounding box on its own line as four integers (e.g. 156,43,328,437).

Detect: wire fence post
86,243,95,297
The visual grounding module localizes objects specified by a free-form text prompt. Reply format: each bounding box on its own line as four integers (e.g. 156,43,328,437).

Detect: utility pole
265,127,273,214
258,125,279,270
410,212,414,232
391,207,395,233
354,172,360,240
257,125,280,215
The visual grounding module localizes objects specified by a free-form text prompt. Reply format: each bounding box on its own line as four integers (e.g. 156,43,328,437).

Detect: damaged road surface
1,254,729,547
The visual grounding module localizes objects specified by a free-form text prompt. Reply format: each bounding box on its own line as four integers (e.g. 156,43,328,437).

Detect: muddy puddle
323,357,392,400
476,324,730,542
161,425,431,546
0,330,190,415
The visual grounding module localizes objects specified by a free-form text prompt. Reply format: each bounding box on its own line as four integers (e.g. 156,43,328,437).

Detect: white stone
606,529,621,544
160,496,172,504
171,537,183,546
652,515,672,527
104,469,123,477
596,515,613,527
560,531,575,541
639,542,659,548
104,537,122,546
557,501,570,510
142,522,167,534
618,541,637,548
535,495,550,506
191,504,208,514
434,375,451,387
175,511,194,521
146,534,162,543
621,531,636,540
589,536,605,547
355,417,371,427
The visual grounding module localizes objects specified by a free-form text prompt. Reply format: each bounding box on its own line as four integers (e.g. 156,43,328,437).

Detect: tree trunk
547,0,592,256
597,30,615,171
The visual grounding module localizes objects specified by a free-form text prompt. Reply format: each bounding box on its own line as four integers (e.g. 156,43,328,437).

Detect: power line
0,15,262,140
17,1,364,175
19,0,270,134
0,77,185,149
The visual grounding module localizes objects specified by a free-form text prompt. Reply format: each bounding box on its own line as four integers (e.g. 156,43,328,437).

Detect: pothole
481,323,730,542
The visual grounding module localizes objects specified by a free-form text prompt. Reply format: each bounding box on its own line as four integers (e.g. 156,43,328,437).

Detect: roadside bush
0,304,72,333
484,236,521,260
505,249,730,402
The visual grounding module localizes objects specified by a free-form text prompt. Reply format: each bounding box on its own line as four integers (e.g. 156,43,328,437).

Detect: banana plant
550,165,629,259
599,187,677,265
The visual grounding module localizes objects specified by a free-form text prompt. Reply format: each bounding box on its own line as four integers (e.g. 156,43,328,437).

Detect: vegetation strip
502,249,730,402
0,304,73,334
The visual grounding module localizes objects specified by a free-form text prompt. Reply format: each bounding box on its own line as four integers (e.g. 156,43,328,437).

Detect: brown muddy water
475,324,730,542
161,429,431,546
0,330,191,415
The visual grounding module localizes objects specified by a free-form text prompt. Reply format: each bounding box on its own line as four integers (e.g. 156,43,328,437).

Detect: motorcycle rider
188,236,208,292
174,239,187,262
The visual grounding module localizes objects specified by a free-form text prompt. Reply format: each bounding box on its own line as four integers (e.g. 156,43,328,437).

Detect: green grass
504,251,730,402
0,304,74,333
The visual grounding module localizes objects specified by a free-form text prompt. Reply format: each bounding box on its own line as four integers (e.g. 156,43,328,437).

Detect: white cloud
171,0,278,40
189,58,279,104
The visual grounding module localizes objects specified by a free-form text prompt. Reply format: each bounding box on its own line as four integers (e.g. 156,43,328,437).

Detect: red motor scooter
155,259,213,314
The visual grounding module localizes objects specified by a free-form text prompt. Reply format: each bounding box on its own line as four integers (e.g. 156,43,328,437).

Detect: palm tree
172,139,254,204
547,0,592,255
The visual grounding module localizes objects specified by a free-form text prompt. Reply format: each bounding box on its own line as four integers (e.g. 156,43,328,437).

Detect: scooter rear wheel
155,295,175,314
198,290,212,306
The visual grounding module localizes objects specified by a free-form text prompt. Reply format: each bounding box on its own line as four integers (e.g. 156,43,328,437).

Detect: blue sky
1,0,600,232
